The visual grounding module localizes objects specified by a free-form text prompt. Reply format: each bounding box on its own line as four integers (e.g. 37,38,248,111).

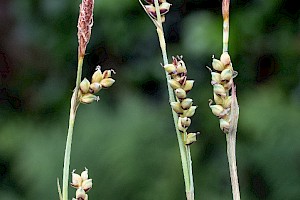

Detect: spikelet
78,66,115,104
208,52,238,133
71,168,92,200
164,56,200,144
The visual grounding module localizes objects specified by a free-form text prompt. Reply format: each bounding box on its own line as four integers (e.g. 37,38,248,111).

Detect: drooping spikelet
79,66,115,104
77,0,94,58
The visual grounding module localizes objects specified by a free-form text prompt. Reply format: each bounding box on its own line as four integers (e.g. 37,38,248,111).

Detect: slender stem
226,132,240,200
223,17,229,52
153,1,194,199
222,0,230,52
62,56,83,200
185,144,194,200
222,0,241,199
226,84,240,200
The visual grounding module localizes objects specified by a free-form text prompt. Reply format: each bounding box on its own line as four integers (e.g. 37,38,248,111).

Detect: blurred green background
0,0,299,199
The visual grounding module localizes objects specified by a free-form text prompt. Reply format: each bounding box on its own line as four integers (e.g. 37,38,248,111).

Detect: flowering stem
153,1,194,199
222,0,241,199
62,56,83,200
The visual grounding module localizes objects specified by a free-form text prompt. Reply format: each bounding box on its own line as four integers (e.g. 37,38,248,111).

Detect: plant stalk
222,0,240,199
226,131,240,200
222,0,229,53
226,83,240,200
62,56,83,200
153,0,194,199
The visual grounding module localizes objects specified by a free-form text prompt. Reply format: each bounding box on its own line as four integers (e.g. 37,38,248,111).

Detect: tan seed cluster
79,66,115,104
208,52,237,133
71,168,92,200
164,56,200,145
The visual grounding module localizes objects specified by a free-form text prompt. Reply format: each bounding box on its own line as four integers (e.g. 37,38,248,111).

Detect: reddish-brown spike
77,0,94,58
222,0,230,20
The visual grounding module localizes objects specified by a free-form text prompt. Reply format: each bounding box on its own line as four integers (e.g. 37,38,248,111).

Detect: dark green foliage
0,0,299,199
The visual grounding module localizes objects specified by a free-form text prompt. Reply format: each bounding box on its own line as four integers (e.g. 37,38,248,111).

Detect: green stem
186,145,194,200
153,1,194,199
62,56,83,200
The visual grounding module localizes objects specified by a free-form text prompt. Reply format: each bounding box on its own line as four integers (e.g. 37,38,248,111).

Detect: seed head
185,132,200,145
80,78,91,94
170,102,183,114
220,52,231,66
212,58,225,71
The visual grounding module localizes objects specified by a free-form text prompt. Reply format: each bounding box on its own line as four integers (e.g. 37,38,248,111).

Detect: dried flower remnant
78,0,94,58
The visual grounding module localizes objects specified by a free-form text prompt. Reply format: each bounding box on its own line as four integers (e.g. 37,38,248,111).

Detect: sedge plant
139,1,200,199
207,0,241,199
58,0,115,199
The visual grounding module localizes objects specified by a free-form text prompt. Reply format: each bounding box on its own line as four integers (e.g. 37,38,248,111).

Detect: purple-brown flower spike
222,0,230,20
77,0,94,58
222,0,230,52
